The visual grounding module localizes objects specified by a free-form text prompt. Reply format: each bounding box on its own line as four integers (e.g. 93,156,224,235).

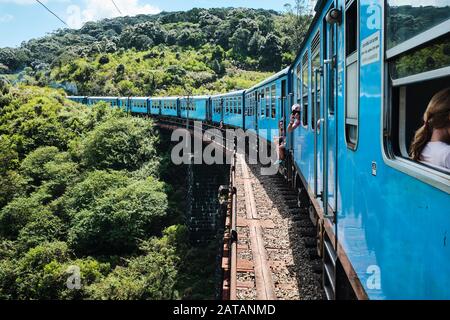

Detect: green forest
0,5,313,300
0,6,312,96
0,84,221,299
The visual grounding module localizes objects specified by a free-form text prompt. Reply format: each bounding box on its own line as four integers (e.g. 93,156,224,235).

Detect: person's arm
288,115,300,132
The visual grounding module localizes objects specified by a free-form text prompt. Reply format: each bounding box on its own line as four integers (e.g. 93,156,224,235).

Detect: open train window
265,87,270,118
385,20,450,191
239,97,242,115
302,52,309,127
260,90,264,117
345,0,359,150
271,85,276,118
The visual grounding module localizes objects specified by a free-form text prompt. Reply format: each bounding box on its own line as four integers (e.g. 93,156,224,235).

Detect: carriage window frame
382,3,450,194
344,0,359,151
271,85,276,118
239,97,242,115
296,64,302,104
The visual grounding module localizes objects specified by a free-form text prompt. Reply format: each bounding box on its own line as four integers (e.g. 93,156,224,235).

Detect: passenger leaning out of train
274,120,286,165
288,104,301,132
410,87,450,170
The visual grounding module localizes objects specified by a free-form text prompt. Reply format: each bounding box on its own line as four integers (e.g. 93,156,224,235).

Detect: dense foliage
0,85,215,299
0,3,316,300
0,6,312,96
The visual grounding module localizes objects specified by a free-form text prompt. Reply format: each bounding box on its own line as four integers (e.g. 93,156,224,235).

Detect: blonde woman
410,88,450,170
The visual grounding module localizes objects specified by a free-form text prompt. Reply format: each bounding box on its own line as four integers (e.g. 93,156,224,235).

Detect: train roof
210,90,245,99
247,67,290,92
88,96,119,100
130,97,150,100
179,95,210,100
150,96,179,100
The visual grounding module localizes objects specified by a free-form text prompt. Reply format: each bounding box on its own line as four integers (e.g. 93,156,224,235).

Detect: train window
271,85,276,118
238,97,242,115
345,0,357,56
265,87,270,117
386,30,450,178
386,1,450,50
345,0,359,149
311,31,321,131
260,90,264,117
302,52,309,127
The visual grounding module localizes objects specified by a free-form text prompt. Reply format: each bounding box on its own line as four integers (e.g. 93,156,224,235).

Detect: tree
80,117,157,171
260,33,283,70
88,227,183,300
68,178,168,255
230,28,252,57
0,192,50,239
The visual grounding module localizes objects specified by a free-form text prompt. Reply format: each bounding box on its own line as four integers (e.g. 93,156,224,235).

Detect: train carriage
246,67,289,143
211,90,245,128
69,96,87,104
153,97,179,118
150,99,161,116
288,0,450,299
129,97,150,114
211,95,224,124
180,95,210,121
86,96,120,108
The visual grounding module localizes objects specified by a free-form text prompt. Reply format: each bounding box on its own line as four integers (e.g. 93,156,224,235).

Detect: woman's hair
410,87,450,161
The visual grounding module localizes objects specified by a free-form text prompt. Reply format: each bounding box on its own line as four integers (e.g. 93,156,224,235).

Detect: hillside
0,7,312,96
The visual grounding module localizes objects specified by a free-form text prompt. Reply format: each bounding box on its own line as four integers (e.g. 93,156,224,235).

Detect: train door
254,92,258,131
220,98,224,124
281,79,287,129
312,30,323,200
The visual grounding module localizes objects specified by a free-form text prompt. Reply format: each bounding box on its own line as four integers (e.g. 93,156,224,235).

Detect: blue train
69,0,450,300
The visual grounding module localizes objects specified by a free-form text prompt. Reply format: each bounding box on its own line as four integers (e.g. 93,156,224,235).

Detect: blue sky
0,0,294,48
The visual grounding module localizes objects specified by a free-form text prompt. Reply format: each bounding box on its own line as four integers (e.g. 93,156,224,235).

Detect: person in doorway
288,104,301,132
274,120,286,165
410,87,450,170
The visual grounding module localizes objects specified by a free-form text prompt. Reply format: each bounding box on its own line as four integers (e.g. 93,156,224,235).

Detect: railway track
224,153,324,300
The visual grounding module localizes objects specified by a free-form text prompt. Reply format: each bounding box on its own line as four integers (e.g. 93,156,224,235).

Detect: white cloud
0,13,14,22
0,0,69,4
67,0,161,29
383,0,449,5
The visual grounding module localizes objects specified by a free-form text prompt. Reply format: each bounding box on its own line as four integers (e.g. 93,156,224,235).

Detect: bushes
88,227,183,300
0,86,218,300
80,117,157,171
69,178,168,255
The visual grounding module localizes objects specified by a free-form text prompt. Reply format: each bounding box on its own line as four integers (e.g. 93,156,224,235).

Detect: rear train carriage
211,90,245,128
288,0,450,299
69,96,87,104
86,96,119,108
